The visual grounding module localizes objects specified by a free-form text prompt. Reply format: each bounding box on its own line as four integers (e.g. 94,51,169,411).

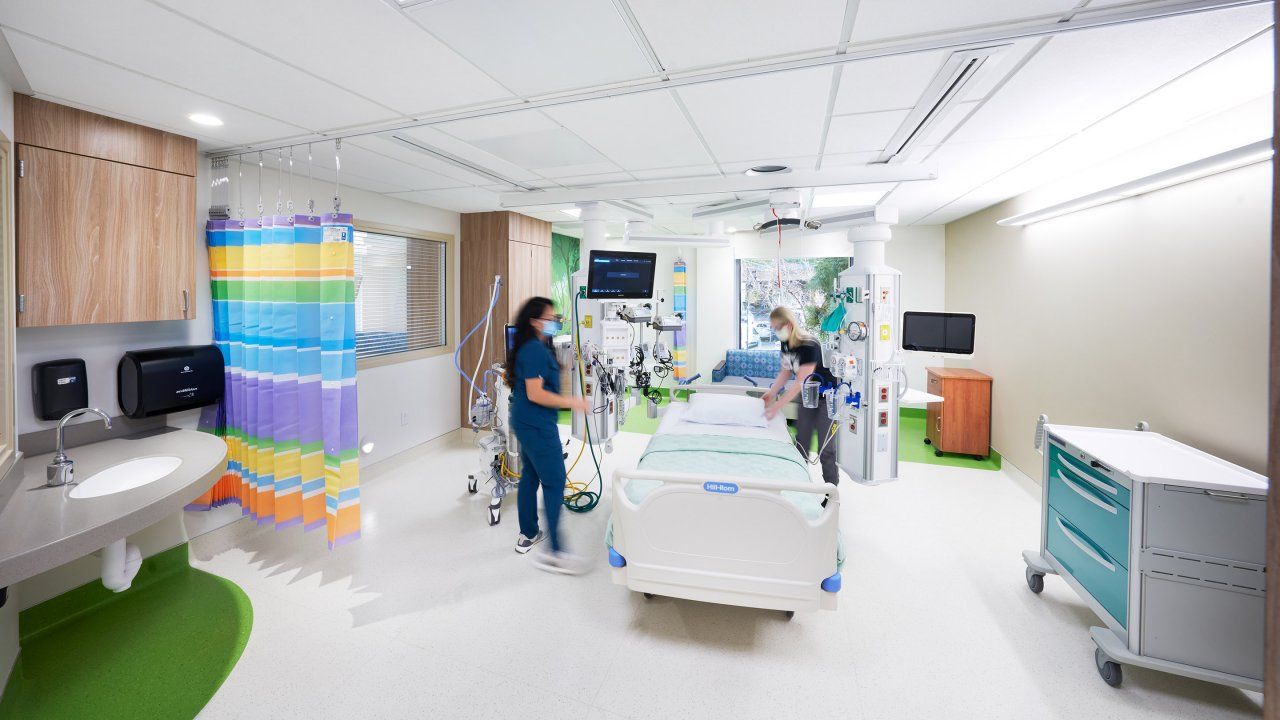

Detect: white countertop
1046,424,1267,495
0,429,228,588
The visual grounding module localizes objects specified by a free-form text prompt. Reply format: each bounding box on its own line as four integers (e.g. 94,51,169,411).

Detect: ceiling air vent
875,46,1005,165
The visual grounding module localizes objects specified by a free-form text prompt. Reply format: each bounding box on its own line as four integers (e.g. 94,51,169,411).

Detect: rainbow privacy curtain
191,212,360,549
672,257,688,380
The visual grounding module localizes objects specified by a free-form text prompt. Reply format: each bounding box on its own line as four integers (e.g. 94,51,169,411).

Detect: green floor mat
561,400,1001,471
0,544,252,720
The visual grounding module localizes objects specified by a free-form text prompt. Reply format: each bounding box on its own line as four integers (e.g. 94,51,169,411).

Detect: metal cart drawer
1048,443,1130,509
1047,466,1130,567
1140,575,1263,681
1047,508,1128,628
1144,484,1266,565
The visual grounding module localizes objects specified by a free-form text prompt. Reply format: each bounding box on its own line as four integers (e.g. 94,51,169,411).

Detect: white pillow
683,393,768,428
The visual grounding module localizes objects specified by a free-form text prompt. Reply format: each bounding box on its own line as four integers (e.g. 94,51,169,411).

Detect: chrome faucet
47,408,112,487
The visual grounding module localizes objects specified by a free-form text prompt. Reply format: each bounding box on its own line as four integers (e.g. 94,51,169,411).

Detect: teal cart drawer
1047,466,1130,568
1048,443,1130,509
1046,508,1128,629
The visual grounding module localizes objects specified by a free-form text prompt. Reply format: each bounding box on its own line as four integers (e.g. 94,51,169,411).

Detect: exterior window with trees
738,257,850,349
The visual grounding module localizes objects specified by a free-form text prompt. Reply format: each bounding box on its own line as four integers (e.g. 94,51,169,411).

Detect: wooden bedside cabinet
924,368,992,460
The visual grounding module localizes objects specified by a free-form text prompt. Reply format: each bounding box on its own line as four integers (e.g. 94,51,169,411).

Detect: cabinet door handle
1056,517,1115,573
1057,471,1117,515
935,417,941,432
1058,460,1118,496
182,289,189,317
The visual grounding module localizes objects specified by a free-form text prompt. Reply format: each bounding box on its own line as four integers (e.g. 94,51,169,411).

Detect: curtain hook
257,151,264,218
333,138,342,214
287,146,295,214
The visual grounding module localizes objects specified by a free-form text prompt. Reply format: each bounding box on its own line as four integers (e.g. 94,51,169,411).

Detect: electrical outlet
400,411,409,427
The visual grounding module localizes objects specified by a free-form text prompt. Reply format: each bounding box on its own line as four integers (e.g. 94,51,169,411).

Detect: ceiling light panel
407,0,653,96
625,0,847,71
0,0,393,132
390,126,544,182
675,69,834,161
153,0,511,115
542,91,714,170
849,0,1082,43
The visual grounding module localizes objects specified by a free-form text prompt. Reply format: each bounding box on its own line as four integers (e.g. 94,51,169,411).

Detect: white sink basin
70,456,183,499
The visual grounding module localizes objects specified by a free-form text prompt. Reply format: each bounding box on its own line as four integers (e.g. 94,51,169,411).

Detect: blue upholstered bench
712,348,781,387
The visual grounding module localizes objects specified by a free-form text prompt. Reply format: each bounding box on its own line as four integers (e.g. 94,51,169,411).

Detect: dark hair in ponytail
505,296,556,387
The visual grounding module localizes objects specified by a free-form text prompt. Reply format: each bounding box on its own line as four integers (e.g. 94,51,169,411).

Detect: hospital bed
606,385,843,615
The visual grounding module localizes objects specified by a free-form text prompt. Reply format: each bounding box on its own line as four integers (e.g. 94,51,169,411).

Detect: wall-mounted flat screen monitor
585,250,657,299
902,312,976,355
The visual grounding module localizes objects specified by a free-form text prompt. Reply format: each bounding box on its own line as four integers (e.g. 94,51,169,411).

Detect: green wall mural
550,232,580,314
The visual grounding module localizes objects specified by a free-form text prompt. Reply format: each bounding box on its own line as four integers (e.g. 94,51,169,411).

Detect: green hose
564,290,604,513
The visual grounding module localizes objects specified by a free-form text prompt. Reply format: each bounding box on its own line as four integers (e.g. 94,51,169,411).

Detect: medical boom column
569,203,628,448
833,222,902,484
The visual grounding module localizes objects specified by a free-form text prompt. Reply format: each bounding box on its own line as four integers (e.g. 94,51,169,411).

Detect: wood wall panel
16,145,195,326
458,212,551,425
15,95,196,176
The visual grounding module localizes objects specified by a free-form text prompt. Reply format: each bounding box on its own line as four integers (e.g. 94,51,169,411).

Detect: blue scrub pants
513,421,566,552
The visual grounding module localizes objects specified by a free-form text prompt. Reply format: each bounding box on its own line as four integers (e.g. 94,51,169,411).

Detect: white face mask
776,326,791,342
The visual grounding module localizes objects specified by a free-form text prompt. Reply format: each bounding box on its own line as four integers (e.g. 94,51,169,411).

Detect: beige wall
944,161,1271,480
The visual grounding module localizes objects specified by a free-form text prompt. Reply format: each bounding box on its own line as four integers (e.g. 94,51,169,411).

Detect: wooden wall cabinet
14,95,197,327
459,211,551,425
925,367,993,460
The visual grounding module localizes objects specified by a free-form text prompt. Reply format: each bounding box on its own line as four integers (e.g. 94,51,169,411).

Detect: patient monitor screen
585,250,657,299
902,312,976,355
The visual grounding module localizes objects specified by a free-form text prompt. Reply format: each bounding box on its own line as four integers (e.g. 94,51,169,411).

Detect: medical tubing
453,277,501,399
566,292,603,513
469,277,500,413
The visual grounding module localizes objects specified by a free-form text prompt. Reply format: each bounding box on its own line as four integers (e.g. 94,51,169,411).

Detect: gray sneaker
532,547,588,575
514,531,545,554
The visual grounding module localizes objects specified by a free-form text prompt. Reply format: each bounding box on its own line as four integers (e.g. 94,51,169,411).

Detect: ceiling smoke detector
744,164,791,176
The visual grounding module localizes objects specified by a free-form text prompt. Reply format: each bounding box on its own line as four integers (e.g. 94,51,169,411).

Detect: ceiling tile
387,187,503,213
407,0,653,96
437,111,561,142
820,151,879,167
0,0,396,132
824,109,909,154
542,91,714,170
949,3,1275,145
152,0,512,116
832,50,949,114
471,128,608,170
540,171,635,186
386,126,544,183
534,161,625,179
630,165,722,180
678,67,834,162
626,0,846,71
3,30,302,146
849,0,1080,43
719,156,820,174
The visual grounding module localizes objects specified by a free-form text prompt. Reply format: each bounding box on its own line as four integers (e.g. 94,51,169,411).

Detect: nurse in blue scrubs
506,296,591,574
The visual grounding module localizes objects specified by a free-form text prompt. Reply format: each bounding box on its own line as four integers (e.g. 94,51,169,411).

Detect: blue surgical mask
541,319,561,336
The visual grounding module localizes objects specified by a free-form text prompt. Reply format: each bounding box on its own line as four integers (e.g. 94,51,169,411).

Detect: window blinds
353,230,446,360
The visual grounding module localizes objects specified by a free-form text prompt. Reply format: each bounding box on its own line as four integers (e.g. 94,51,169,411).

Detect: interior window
353,228,448,363
737,257,850,349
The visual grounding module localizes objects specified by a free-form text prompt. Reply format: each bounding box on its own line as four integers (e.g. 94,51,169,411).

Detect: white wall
693,225,947,390
944,161,1271,479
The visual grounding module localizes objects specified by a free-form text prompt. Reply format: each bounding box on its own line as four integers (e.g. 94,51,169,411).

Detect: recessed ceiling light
561,208,581,218
726,227,738,233
187,113,223,127
744,164,791,176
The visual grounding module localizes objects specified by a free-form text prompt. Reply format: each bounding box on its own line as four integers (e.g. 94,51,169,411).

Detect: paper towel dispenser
118,345,224,419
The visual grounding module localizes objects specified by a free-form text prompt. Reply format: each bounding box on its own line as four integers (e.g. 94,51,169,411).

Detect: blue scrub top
511,338,561,428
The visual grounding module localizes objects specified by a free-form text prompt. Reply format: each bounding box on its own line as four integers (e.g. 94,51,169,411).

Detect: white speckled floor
190,429,1263,720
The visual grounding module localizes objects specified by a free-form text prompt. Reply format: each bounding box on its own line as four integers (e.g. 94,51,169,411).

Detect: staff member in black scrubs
761,306,839,485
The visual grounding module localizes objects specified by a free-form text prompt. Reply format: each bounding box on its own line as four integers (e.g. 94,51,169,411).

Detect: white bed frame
608,384,842,613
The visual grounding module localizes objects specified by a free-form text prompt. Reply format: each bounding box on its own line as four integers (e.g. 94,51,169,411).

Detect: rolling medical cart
1022,421,1267,691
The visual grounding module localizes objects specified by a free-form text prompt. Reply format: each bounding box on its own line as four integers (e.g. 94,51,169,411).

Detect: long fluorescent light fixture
387,133,538,191
876,47,1003,164
996,139,1274,227
624,232,733,248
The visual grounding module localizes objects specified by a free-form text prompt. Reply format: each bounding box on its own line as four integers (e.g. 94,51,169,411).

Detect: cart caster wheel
1095,648,1122,688
643,593,654,600
974,455,985,461
923,438,931,445
1025,567,1044,594
784,610,795,620
467,476,478,494
934,449,943,457
488,504,501,526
